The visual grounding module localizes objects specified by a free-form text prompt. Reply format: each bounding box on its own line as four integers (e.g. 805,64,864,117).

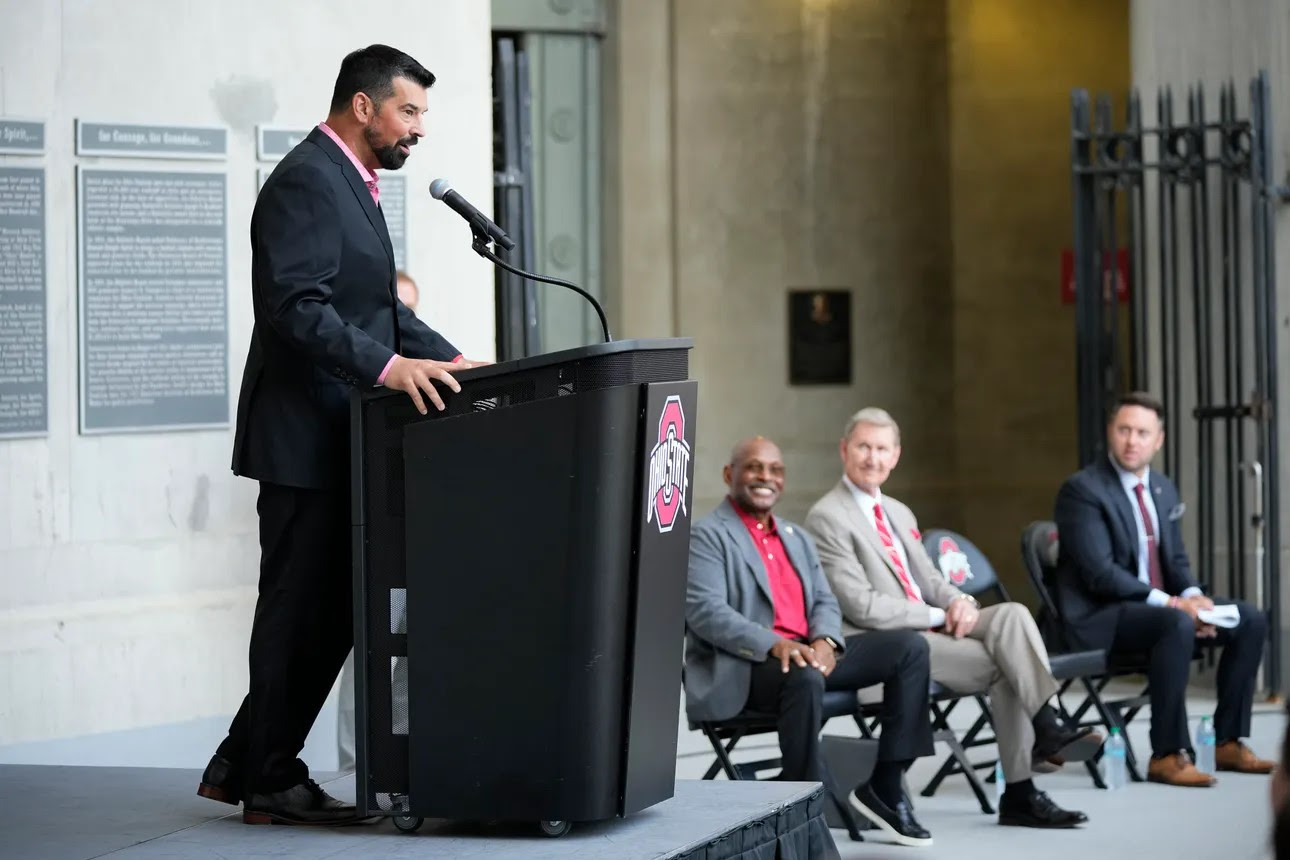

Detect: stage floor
0,766,833,859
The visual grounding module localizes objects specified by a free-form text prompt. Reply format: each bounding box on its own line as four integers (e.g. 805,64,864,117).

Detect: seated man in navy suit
685,437,936,848
1055,392,1274,786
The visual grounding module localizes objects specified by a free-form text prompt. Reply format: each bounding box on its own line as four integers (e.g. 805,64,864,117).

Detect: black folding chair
1020,521,1147,784
855,676,998,814
685,668,875,841
913,529,1012,810
694,690,864,780
901,529,1110,803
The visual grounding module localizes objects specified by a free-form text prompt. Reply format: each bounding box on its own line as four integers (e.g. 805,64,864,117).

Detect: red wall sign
1061,248,1130,305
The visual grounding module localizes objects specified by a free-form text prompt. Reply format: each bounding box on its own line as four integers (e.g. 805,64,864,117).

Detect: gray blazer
684,498,843,723
805,481,963,635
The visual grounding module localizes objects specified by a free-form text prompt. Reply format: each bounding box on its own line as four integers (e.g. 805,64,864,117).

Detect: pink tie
1133,483,1164,590
874,504,921,603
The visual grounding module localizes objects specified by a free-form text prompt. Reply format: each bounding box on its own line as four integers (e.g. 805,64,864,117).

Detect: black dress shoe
849,784,933,847
1033,723,1103,764
197,754,242,806
998,787,1088,828
243,780,365,826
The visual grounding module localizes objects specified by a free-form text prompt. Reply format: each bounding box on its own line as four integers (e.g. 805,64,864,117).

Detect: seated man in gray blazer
805,408,1096,830
686,436,936,848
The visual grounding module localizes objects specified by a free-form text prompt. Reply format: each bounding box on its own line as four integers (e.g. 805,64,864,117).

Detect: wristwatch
952,594,980,609
819,635,841,651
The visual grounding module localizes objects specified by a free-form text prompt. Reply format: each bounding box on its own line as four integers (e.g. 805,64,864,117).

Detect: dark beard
364,127,414,170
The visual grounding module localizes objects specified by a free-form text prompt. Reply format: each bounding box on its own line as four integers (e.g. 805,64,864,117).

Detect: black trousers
216,482,353,792
1109,599,1266,756
744,630,934,782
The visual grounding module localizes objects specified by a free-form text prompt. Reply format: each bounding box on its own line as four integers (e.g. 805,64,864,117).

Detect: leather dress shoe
1033,723,1102,764
1147,751,1216,787
1216,740,1275,774
998,787,1087,828
197,754,242,806
849,784,933,847
243,780,365,826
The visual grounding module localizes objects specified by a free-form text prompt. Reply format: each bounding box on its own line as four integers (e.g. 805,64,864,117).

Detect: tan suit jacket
805,479,1059,781
804,480,962,635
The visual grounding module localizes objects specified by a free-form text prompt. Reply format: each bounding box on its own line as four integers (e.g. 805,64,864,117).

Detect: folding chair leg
702,728,746,780
919,744,959,798
957,710,993,754
1056,684,1107,787
819,752,868,842
1074,678,1147,785
1067,675,1113,726
1110,700,1147,783
1116,709,1145,783
926,728,995,814
852,712,878,739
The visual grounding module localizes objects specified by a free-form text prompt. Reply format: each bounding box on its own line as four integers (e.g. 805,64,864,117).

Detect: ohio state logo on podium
646,395,692,534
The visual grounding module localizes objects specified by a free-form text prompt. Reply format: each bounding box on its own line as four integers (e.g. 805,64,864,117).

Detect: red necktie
1133,483,1164,590
873,503,921,603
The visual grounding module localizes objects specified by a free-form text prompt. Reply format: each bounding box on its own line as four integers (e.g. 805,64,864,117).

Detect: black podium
350,338,697,835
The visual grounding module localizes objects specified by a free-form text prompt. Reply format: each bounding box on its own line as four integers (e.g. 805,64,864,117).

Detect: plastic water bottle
1102,727,1128,790
1195,716,1217,774
994,759,1005,806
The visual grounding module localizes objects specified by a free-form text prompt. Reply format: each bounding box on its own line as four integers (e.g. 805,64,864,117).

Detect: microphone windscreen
429,178,452,200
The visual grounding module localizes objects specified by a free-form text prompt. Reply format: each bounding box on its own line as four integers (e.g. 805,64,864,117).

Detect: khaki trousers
923,602,1058,782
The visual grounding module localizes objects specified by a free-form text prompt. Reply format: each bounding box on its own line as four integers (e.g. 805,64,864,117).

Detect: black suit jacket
1053,457,1200,650
232,127,458,489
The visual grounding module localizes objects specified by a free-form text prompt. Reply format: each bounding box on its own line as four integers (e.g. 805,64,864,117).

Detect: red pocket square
910,527,921,540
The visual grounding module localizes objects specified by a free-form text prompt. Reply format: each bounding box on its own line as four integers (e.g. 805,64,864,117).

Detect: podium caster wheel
393,814,423,833
540,820,571,837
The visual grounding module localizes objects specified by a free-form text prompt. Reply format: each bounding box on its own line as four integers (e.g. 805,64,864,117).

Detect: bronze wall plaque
788,289,851,386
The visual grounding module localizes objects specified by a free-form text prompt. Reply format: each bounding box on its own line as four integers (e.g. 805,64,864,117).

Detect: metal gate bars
1070,72,1281,693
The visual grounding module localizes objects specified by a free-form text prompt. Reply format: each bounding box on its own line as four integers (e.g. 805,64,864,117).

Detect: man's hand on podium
382,357,463,414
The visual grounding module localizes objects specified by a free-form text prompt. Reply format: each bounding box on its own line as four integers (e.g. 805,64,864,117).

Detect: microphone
428,177,611,342
429,178,515,251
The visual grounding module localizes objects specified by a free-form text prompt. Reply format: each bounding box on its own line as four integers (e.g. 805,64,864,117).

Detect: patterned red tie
1133,483,1164,590
873,503,921,603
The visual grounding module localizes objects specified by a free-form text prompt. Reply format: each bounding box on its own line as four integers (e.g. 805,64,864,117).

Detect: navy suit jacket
231,127,458,489
1053,457,1200,650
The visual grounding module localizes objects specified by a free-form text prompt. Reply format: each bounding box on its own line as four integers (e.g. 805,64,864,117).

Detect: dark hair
329,45,435,115
1109,391,1165,424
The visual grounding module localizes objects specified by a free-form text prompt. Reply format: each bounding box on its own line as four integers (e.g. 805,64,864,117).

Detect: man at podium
196,44,479,826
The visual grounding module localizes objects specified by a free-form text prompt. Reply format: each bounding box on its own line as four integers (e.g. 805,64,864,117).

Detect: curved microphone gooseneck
429,178,611,343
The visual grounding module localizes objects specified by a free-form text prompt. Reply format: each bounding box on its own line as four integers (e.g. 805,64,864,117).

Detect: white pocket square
1168,503,1186,521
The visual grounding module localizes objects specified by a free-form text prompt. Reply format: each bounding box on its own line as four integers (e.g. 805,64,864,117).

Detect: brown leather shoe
197,754,241,805
1147,752,1216,787
1216,740,1275,774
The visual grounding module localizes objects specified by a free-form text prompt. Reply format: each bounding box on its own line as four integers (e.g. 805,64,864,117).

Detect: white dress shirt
1109,457,1202,606
843,476,947,628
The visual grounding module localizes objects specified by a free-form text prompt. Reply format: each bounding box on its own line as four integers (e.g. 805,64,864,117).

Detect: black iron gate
1070,72,1281,693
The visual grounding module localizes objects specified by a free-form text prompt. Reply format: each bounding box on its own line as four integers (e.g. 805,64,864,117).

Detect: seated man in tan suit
805,407,1098,829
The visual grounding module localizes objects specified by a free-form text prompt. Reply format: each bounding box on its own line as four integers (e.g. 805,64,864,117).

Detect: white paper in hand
1197,605,1240,629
